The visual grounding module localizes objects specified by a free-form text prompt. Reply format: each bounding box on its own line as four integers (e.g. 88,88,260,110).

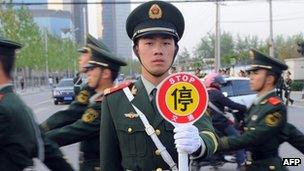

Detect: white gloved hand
173,124,205,155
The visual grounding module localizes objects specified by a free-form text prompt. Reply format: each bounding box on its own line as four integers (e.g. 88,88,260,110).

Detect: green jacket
280,122,304,154
219,91,287,171
40,84,95,132
0,85,39,170
0,85,73,171
100,79,218,171
45,93,102,171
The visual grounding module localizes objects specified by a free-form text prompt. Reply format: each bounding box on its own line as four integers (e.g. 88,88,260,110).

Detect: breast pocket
116,122,147,157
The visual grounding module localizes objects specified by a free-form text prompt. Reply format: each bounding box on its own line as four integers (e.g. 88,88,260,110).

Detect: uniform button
128,127,133,133
155,149,161,155
269,166,275,170
155,129,161,135
156,168,162,171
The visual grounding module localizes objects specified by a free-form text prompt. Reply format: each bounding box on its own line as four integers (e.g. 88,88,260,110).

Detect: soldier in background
0,37,73,170
218,49,290,171
284,71,294,105
44,43,126,171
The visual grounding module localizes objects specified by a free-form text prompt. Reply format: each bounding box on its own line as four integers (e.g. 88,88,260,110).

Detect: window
221,81,234,97
232,80,255,96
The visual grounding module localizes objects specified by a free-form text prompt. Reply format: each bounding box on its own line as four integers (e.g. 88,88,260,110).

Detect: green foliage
193,31,303,67
0,5,79,72
290,81,304,91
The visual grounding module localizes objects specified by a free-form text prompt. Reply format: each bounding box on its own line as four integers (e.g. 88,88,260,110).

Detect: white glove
173,124,205,155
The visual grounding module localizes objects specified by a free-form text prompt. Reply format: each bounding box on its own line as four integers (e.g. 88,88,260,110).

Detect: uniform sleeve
215,91,247,114
193,112,218,158
100,96,123,171
280,122,304,154
219,109,286,151
40,101,88,133
42,135,74,171
0,106,10,142
44,106,100,147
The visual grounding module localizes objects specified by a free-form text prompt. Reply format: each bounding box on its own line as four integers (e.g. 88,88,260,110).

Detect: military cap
246,49,288,74
0,37,22,55
126,0,184,41
78,34,110,53
84,44,127,71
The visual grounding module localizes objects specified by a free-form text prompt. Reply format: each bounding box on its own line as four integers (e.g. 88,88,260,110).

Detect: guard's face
86,66,102,89
249,69,267,91
78,53,91,73
136,35,176,77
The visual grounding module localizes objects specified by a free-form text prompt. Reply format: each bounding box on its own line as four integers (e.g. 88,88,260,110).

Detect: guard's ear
133,45,139,58
174,44,179,57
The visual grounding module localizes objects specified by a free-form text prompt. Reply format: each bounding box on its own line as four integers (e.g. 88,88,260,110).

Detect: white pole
178,152,188,171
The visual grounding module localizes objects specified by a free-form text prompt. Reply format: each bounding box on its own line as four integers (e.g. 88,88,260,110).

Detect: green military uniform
219,49,290,171
100,2,217,170
100,78,218,170
45,92,103,171
0,84,42,170
43,40,127,171
280,122,304,154
40,84,95,132
0,38,72,171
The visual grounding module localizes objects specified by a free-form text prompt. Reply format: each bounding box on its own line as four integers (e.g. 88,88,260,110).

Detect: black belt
251,151,278,161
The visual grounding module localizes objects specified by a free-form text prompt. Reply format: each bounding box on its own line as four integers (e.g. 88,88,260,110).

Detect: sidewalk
290,91,304,106
16,86,50,96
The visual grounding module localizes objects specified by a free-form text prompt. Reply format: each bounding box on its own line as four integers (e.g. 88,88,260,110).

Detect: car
53,78,75,105
221,77,256,108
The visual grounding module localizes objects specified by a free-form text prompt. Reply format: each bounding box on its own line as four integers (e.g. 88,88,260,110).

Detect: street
19,89,304,171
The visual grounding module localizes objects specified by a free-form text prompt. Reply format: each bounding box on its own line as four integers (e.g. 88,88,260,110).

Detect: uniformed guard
44,43,126,171
40,34,105,133
0,37,73,171
218,49,291,171
100,1,218,170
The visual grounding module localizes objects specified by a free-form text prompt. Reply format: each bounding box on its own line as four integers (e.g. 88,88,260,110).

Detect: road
19,90,304,171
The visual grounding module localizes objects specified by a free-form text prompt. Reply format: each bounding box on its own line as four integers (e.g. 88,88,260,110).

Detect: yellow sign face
165,82,199,116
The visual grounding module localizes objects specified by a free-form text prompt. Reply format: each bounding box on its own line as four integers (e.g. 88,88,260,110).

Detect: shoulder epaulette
267,97,281,106
104,81,133,95
0,93,4,102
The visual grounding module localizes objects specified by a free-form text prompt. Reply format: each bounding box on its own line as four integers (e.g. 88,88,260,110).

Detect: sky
131,0,304,55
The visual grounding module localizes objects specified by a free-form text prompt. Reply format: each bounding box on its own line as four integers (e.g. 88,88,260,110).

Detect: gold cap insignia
76,90,89,104
149,4,162,19
124,112,139,119
265,112,281,127
82,108,99,122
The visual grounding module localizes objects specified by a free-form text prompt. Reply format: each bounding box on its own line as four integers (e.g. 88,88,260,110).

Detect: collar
253,89,276,105
0,83,13,91
89,92,103,104
141,75,157,95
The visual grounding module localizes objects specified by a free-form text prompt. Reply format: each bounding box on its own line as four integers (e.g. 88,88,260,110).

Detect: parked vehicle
53,78,75,105
221,77,256,108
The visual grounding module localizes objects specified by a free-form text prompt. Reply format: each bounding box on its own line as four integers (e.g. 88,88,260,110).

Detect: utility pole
83,6,87,44
215,0,221,72
44,29,49,85
268,0,275,57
